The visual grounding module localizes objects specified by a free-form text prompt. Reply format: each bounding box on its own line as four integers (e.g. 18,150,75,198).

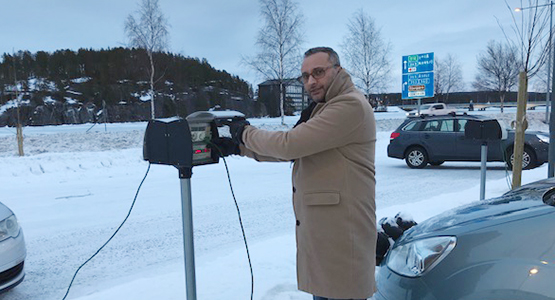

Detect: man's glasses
298,65,337,83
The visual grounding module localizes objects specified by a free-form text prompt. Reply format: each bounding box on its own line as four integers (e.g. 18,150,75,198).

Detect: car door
455,118,503,160
419,119,457,160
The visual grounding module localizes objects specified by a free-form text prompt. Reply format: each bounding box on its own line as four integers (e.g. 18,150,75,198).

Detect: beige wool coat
240,69,377,299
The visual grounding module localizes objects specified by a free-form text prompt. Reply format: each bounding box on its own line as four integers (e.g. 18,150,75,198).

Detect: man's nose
306,74,317,85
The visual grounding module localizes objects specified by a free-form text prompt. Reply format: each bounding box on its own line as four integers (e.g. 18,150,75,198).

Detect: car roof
398,114,495,129
406,114,493,121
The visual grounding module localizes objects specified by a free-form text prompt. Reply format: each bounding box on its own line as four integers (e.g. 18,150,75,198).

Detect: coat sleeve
242,94,369,160
239,144,289,162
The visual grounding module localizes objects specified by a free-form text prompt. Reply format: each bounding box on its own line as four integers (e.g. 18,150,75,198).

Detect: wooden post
12,53,24,157
512,71,528,189
16,123,24,156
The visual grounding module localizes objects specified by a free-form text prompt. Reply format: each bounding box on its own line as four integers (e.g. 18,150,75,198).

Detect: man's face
301,52,339,101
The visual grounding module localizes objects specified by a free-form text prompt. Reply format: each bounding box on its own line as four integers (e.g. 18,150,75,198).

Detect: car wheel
506,147,537,170
429,161,444,166
405,147,428,169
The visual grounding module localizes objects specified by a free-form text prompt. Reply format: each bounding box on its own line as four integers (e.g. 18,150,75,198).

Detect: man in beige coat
218,47,377,300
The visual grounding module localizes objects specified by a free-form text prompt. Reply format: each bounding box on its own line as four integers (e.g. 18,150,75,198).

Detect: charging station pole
144,112,246,300
480,143,487,200
179,167,197,300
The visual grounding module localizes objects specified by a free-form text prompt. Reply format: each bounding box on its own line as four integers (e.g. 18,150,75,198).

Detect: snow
0,100,18,115
71,78,92,84
65,97,78,104
139,95,152,102
0,107,551,299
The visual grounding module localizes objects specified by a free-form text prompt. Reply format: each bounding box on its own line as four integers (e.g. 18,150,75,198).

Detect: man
215,47,377,300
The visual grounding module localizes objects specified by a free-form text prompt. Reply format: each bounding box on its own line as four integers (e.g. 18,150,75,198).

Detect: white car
0,202,26,293
406,103,457,117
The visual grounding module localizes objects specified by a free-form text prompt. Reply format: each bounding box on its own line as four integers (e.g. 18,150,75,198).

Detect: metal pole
480,143,487,200
550,1,555,177
179,168,197,300
546,1,553,123
417,98,421,115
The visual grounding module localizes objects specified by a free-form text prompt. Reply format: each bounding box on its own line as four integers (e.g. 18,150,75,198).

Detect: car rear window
402,120,420,131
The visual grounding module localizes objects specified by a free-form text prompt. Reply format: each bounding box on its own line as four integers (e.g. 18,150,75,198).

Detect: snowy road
0,109,549,299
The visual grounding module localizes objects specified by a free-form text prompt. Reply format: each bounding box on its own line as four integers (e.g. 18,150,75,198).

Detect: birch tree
125,0,170,119
246,0,304,124
341,9,392,101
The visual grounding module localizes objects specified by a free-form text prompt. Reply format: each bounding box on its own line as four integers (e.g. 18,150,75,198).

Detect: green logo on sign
408,55,418,62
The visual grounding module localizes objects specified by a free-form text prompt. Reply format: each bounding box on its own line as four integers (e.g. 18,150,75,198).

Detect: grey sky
1,0,530,93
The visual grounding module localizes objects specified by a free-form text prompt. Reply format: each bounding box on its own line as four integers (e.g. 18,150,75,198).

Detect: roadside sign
402,72,434,99
402,53,434,74
402,52,434,99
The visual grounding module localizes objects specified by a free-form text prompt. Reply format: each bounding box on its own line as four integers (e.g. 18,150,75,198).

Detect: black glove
210,137,240,157
228,117,250,145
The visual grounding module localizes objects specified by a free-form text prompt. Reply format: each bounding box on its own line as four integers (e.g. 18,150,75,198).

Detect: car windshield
420,104,432,110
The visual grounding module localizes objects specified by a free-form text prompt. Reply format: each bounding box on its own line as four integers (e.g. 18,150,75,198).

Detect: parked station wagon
387,115,549,169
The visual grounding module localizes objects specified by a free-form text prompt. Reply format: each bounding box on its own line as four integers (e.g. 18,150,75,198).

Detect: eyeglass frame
298,64,339,83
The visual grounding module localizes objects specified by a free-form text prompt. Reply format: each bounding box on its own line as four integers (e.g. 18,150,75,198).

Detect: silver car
375,178,555,300
0,202,26,293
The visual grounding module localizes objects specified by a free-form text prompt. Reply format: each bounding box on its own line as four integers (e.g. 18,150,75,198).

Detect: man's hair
304,47,340,66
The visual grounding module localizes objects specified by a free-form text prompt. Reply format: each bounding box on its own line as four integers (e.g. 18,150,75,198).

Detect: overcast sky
1,0,533,93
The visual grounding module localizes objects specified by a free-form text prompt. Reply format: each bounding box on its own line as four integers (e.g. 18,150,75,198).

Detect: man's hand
228,117,250,145
210,137,240,157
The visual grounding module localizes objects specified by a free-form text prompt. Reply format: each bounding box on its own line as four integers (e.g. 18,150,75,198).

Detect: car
374,177,555,300
387,114,549,169
0,202,26,293
406,103,457,117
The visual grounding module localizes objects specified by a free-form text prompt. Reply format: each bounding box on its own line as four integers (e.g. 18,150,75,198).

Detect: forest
0,48,259,126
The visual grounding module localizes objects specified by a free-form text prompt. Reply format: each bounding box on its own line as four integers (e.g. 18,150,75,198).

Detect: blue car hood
400,179,555,242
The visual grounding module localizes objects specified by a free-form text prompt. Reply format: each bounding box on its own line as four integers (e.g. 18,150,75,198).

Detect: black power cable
61,143,253,300
210,141,254,300
61,163,151,300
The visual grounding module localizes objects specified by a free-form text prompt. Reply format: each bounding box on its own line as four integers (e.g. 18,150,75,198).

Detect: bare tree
473,40,522,112
341,9,391,105
245,0,304,124
125,0,170,119
501,0,552,187
434,53,464,103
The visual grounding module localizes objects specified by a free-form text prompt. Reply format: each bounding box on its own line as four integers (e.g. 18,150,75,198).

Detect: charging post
464,119,503,200
143,111,245,299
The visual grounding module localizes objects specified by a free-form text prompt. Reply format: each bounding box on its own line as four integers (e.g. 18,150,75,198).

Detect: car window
402,120,420,131
423,120,441,131
457,119,468,132
439,120,454,132
433,104,443,109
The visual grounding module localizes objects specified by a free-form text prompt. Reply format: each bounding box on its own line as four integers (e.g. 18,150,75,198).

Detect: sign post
402,52,435,108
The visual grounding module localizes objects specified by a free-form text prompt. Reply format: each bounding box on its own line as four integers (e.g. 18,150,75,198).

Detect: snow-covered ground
0,107,551,299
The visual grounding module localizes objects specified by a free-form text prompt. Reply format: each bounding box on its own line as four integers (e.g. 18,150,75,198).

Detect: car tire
405,147,428,169
429,161,444,166
506,147,537,170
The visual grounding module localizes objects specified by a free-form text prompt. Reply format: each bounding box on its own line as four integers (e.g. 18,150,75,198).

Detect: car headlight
0,215,20,242
537,134,549,144
386,236,456,277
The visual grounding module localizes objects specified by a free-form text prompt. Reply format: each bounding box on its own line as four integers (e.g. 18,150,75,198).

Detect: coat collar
320,68,355,103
